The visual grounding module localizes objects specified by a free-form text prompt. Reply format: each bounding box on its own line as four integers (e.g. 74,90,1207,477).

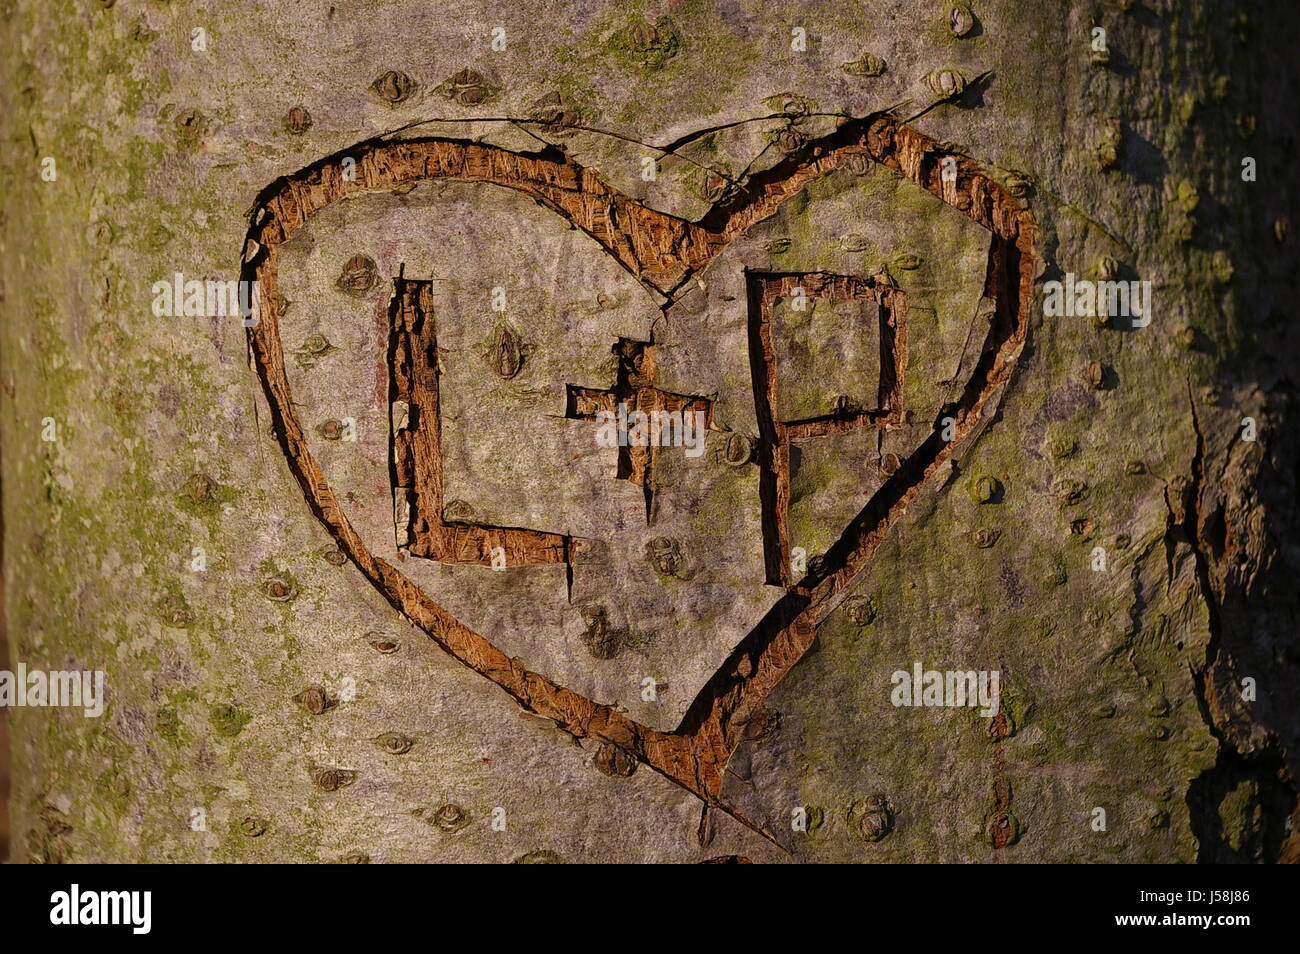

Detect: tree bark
1,0,1296,863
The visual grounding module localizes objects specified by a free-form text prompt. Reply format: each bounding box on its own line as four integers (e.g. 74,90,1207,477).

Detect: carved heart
241,114,1035,828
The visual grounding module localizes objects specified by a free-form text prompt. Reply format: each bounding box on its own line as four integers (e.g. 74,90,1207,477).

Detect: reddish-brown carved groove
746,272,906,586
565,338,715,523
390,275,573,566
241,114,1038,817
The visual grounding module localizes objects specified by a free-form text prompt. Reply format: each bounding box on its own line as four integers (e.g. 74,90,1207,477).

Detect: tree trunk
2,0,1296,863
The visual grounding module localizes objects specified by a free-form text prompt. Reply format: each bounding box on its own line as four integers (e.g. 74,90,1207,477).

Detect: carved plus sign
565,338,714,522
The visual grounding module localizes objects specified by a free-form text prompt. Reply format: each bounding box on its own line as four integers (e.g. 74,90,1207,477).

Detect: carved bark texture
1,0,1296,863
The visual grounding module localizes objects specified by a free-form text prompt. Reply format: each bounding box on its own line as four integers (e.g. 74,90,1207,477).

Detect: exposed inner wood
565,338,714,522
389,275,573,567
746,272,905,586
242,113,1038,830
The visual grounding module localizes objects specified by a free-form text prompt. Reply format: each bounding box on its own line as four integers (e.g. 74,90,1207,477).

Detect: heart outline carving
240,113,1037,834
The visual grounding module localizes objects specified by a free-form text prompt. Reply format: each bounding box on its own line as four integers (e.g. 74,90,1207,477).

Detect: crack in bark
1178,388,1298,861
